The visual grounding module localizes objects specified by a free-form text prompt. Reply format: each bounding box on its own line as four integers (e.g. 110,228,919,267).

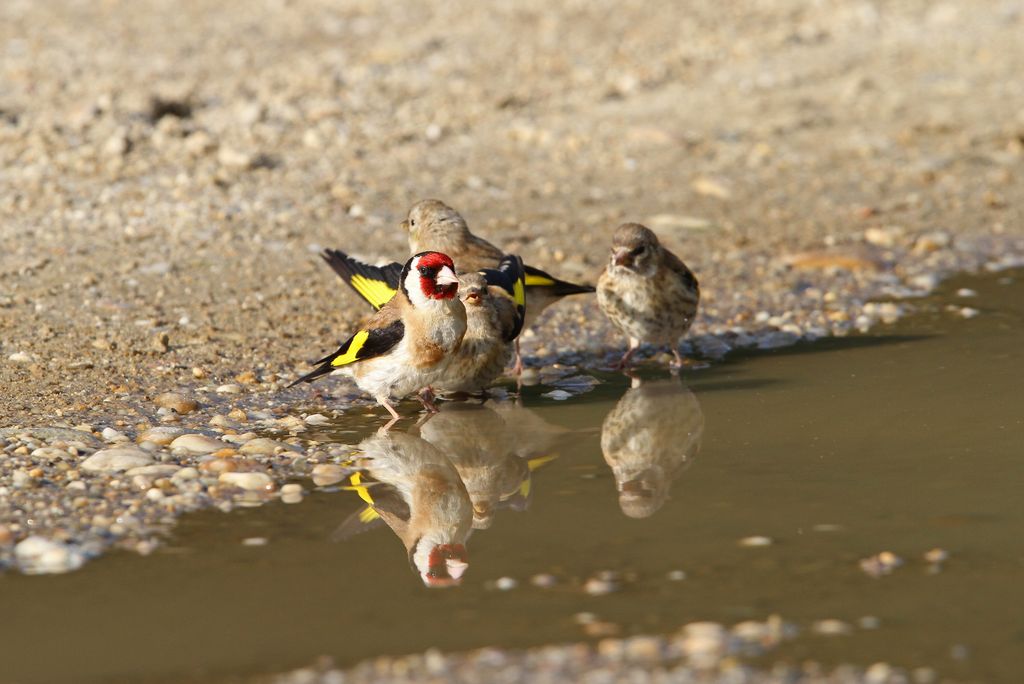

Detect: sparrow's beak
613,248,633,267
463,287,484,305
435,265,459,287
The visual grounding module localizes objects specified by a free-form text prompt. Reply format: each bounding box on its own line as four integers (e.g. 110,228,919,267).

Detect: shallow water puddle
2,270,1023,683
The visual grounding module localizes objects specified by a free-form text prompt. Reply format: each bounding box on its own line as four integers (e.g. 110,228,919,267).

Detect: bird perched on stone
597,223,700,369
289,251,466,425
332,431,471,588
320,249,525,394
600,377,703,519
403,199,595,369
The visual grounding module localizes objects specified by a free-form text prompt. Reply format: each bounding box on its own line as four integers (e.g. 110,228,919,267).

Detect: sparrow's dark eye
410,219,416,227
630,246,645,257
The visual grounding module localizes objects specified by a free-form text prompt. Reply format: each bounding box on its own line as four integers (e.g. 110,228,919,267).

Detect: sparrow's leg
615,338,641,371
512,339,524,376
670,347,685,371
418,387,440,413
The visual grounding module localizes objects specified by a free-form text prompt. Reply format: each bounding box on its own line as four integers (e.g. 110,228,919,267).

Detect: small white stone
145,488,165,501
8,351,35,364
169,433,225,454
101,427,129,443
280,483,303,495
215,384,242,394
666,569,687,581
242,537,268,546
239,438,288,455
812,619,852,636
15,536,86,574
304,413,330,425
739,535,773,547
956,288,977,298
494,576,518,590
137,427,185,445
80,447,155,472
958,307,979,319
219,471,273,491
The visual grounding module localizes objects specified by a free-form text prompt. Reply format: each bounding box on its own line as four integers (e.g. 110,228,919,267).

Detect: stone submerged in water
80,446,155,472
15,536,87,574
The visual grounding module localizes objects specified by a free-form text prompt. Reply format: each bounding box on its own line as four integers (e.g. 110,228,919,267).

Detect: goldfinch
289,251,466,423
601,377,704,519
321,249,526,394
597,223,700,369
332,431,472,588
402,200,595,366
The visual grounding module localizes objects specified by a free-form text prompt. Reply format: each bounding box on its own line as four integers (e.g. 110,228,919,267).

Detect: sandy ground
2,0,1023,426
2,2,1023,680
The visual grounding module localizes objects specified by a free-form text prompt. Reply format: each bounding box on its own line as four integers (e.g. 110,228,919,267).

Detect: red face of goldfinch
412,252,460,300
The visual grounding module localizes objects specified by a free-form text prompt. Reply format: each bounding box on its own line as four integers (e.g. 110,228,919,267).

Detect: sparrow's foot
670,348,685,373
418,387,440,413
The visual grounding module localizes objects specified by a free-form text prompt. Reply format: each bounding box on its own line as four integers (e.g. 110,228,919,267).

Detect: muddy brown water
2,270,1022,684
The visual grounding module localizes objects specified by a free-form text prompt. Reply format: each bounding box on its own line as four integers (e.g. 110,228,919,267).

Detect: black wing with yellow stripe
522,264,595,296
480,254,527,341
289,318,405,386
321,249,403,311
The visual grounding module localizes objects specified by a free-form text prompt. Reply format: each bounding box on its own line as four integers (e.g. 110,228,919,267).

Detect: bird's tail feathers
523,265,596,296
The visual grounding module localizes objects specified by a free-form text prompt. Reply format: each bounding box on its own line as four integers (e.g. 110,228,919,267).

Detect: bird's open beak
463,288,483,304
435,265,459,286
613,248,633,267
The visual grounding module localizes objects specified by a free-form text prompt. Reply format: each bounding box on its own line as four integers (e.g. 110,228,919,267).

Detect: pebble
219,471,273,491
583,576,619,596
239,438,290,455
14,536,86,574
170,433,226,454
860,551,903,578
125,464,181,477
739,535,773,547
8,351,35,364
923,548,949,564
101,427,130,443
812,619,852,636
242,537,268,546
154,392,199,414
80,446,155,472
494,577,518,591
304,413,330,425
666,569,687,581
530,573,557,588
311,463,347,486
215,383,242,394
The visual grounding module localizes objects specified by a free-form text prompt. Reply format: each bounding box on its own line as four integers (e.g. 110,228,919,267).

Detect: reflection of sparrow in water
403,199,595,370
333,431,472,587
417,402,558,529
600,377,703,518
597,223,700,369
320,248,526,394
289,252,466,422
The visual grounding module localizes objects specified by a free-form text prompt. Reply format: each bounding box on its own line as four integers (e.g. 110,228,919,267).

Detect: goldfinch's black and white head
402,251,460,306
608,223,661,277
402,199,470,245
411,538,469,588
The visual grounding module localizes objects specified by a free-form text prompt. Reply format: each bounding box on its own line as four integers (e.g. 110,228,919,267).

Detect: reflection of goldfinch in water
333,431,472,588
289,252,466,422
597,223,700,369
601,377,704,519
416,402,557,529
403,199,595,334
321,250,526,394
